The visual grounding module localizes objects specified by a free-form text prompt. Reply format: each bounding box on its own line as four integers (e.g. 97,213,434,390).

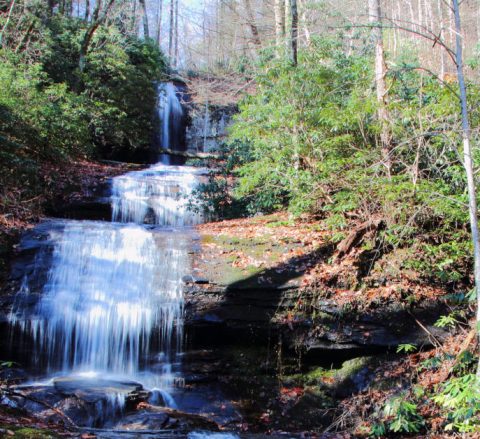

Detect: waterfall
9,83,202,405
158,82,184,164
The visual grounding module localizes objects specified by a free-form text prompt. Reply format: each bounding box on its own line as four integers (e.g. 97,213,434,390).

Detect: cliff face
183,214,448,359
0,184,454,435
185,103,237,153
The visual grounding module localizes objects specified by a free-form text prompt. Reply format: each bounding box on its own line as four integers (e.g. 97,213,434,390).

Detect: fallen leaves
279,386,304,400
196,212,450,313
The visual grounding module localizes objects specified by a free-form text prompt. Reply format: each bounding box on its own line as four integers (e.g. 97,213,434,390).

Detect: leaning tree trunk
451,0,480,376
368,0,392,177
0,0,16,47
79,0,115,73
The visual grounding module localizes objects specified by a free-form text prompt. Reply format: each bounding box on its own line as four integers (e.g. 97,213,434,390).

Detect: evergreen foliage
0,10,167,202
198,34,479,285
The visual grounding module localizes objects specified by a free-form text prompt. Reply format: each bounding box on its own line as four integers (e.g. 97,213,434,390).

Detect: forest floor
197,212,448,310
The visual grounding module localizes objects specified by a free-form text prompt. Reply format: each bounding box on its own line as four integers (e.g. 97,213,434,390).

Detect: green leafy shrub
0,11,167,208
433,374,480,433
374,394,425,435
197,33,478,286
82,28,166,159
396,343,417,354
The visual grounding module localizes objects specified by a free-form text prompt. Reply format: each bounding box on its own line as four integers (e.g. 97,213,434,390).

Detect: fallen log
162,149,221,159
335,218,384,261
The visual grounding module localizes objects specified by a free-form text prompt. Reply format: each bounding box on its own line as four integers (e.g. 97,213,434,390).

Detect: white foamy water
111,164,204,226
158,82,184,162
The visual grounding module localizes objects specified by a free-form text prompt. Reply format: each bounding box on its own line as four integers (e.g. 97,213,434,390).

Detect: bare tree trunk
437,0,445,79
451,0,480,375
217,0,226,65
369,0,392,177
406,0,417,48
285,0,290,51
131,0,138,34
173,0,178,67
274,0,285,57
298,0,310,46
290,0,298,65
392,0,398,56
84,0,89,20
477,0,480,43
448,3,455,55
168,0,174,59
155,0,163,45
418,0,423,31
139,0,150,39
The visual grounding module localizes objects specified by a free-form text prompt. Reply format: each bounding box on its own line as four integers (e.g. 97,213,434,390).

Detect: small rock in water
182,275,194,283
53,377,143,396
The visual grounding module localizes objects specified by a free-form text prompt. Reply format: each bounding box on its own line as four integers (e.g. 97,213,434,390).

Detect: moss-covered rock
329,356,376,398
2,426,59,438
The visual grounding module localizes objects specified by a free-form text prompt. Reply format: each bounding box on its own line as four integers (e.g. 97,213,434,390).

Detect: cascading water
111,164,204,226
11,222,188,378
7,82,205,427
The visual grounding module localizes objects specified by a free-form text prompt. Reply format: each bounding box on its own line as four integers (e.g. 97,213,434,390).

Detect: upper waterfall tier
111,164,204,226
159,82,184,152
157,82,187,164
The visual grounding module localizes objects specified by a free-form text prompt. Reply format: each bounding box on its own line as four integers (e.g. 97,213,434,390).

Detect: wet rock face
48,179,113,221
183,282,447,359
185,104,237,153
114,406,221,431
53,377,146,404
5,377,150,428
0,221,61,330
